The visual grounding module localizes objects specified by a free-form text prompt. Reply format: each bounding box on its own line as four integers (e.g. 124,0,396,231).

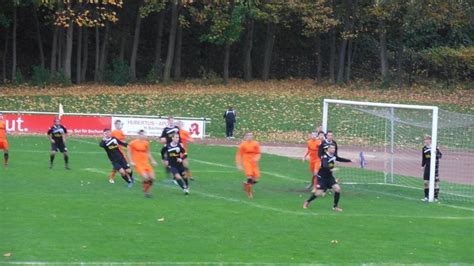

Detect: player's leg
331,183,342,211
174,173,189,193
422,170,429,201
434,178,440,201
304,175,324,208
63,151,70,170
109,168,117,183
116,164,133,187
49,143,58,169
142,169,155,198
0,141,8,166
183,158,194,180
229,122,234,138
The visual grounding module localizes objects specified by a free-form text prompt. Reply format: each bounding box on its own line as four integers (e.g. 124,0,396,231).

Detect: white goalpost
322,99,473,204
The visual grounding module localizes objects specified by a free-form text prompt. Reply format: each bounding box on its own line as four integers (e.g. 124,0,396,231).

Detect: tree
194,0,246,84
41,0,121,82
163,0,179,83
292,0,338,83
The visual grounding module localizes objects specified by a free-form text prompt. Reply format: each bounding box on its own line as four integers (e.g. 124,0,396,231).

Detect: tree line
0,0,472,87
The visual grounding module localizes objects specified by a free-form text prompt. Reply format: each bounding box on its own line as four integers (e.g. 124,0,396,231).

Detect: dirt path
196,138,473,185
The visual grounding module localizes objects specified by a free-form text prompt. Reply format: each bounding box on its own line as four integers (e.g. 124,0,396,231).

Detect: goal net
322,99,474,206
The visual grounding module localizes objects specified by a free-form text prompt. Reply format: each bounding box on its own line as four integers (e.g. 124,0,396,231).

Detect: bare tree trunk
336,39,347,84
315,35,322,83
63,23,74,80
153,11,165,67
57,28,64,71
345,39,353,83
50,27,59,72
163,0,179,83
99,22,110,81
119,33,127,62
329,0,337,83
11,5,17,82
81,27,89,81
223,43,231,84
76,27,82,84
94,27,100,82
329,31,336,83
243,18,254,81
173,24,182,80
336,0,354,84
130,0,143,80
33,6,45,68
396,29,404,88
2,31,9,83
379,20,389,81
262,22,275,81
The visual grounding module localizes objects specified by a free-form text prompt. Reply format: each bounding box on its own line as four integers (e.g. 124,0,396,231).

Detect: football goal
322,99,474,204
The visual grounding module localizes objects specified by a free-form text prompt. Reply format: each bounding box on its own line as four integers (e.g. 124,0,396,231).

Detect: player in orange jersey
0,113,9,167
302,131,325,190
177,121,195,180
236,132,261,199
128,130,158,198
109,119,128,183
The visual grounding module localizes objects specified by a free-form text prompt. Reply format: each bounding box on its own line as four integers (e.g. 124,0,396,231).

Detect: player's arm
421,149,426,167
321,155,330,169
99,140,105,148
148,150,158,165
62,126,68,143
336,155,351,163
303,147,310,161
47,129,55,143
437,148,442,159
127,146,135,166
159,129,167,144
116,138,128,147
254,144,261,162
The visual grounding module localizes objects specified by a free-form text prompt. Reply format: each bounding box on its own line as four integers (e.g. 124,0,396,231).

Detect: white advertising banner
112,117,205,138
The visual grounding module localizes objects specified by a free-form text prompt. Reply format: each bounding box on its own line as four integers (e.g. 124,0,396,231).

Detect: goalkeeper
421,135,442,202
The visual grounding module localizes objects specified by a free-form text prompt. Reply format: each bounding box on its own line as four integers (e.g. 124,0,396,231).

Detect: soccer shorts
169,165,186,177
135,163,154,176
51,142,67,153
111,157,130,171
316,175,337,191
0,139,8,150
423,168,439,182
243,161,260,179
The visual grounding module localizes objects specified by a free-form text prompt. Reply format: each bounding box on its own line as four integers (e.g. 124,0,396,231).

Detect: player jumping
304,143,343,211
100,129,134,188
109,119,128,184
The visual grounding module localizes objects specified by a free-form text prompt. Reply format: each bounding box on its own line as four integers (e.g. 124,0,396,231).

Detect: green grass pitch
1,136,473,265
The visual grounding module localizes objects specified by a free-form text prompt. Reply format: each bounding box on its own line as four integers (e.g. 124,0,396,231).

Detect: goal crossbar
322,99,439,203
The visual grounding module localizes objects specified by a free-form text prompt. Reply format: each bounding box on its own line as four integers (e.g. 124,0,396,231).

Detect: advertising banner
3,114,111,136
112,117,204,138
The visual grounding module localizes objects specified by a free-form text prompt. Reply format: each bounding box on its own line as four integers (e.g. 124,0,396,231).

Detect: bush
198,67,222,85
105,59,131,86
145,64,163,84
14,69,25,85
419,46,473,86
31,66,51,87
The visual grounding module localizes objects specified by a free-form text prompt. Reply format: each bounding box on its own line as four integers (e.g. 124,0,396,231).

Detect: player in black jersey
303,144,343,211
100,129,134,188
47,118,70,169
421,135,442,201
163,133,189,194
160,116,180,145
318,131,352,163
